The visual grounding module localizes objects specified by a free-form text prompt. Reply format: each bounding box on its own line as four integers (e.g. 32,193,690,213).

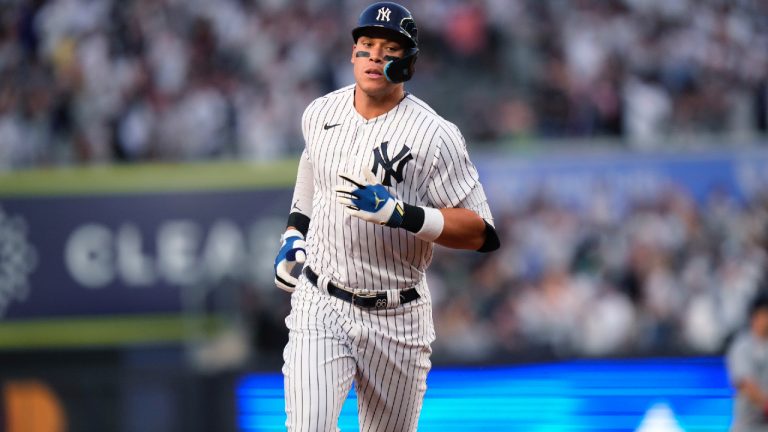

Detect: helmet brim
352,26,416,49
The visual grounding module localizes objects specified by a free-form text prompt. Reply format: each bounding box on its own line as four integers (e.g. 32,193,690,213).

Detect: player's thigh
283,287,356,431
283,342,356,432
354,330,433,432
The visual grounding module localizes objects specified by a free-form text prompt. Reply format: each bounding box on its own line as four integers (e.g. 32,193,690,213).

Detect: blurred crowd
1,0,768,170
428,185,768,363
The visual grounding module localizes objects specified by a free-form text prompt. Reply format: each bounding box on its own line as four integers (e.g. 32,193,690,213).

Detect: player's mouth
365,68,384,79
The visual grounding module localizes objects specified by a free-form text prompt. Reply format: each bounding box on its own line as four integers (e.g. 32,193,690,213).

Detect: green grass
0,314,226,348
0,160,300,197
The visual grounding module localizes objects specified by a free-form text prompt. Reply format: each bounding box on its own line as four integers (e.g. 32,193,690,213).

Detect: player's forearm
399,204,499,252
433,208,486,250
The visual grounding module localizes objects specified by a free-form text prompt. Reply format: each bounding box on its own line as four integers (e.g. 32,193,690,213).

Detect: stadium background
1,0,767,430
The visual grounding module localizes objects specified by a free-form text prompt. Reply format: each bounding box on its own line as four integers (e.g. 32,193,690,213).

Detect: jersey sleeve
457,182,495,226
300,100,315,153
425,122,492,222
290,96,323,219
290,150,314,218
285,102,317,234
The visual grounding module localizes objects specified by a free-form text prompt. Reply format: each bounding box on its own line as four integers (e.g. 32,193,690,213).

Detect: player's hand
274,229,306,292
334,169,404,227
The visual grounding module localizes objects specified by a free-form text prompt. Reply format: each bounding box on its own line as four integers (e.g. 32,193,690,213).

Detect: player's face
351,36,405,97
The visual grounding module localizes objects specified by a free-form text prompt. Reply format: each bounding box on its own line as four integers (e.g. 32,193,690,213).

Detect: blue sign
237,357,734,431
0,189,291,320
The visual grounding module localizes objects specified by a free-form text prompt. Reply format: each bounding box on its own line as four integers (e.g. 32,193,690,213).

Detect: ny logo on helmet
376,7,391,22
371,141,413,186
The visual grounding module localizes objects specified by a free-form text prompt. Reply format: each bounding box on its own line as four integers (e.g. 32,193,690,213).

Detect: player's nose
368,47,385,62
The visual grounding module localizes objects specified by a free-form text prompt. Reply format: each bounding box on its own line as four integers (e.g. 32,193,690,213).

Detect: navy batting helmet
352,2,418,83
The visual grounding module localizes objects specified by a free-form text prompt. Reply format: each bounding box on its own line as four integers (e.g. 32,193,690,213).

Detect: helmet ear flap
384,48,418,83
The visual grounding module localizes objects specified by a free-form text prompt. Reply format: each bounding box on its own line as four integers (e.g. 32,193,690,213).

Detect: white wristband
415,207,444,242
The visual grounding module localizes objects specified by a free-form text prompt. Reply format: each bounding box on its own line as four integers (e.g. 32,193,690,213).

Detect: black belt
303,266,420,309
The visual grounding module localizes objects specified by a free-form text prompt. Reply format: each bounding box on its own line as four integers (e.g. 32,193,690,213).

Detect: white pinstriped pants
282,277,434,432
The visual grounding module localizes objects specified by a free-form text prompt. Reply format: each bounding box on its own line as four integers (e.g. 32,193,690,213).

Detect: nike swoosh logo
323,123,341,130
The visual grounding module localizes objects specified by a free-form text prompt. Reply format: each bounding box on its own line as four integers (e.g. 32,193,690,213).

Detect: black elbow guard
286,212,310,237
477,220,500,253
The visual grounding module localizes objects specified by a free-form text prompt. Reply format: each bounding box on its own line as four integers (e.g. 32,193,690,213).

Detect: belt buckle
351,290,378,308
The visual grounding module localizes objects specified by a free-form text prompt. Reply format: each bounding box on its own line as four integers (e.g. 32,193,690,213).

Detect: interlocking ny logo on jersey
372,141,413,186
376,7,391,21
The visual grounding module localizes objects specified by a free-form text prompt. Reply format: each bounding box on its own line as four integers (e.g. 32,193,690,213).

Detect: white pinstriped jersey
291,84,494,292
283,84,496,432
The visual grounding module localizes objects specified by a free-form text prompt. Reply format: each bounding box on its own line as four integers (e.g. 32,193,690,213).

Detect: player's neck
353,86,406,120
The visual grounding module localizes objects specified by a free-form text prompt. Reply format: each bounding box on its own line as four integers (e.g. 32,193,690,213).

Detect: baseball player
727,291,768,432
273,2,500,431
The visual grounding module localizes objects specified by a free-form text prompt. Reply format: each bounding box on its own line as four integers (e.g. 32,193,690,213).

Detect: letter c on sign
65,224,114,289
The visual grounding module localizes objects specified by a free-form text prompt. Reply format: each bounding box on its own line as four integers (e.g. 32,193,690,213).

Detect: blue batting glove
274,229,306,292
334,169,404,227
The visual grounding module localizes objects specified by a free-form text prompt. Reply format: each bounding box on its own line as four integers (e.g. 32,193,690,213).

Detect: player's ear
351,44,356,63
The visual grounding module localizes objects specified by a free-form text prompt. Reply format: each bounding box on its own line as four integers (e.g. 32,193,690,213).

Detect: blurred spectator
726,290,768,431
1,0,767,170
